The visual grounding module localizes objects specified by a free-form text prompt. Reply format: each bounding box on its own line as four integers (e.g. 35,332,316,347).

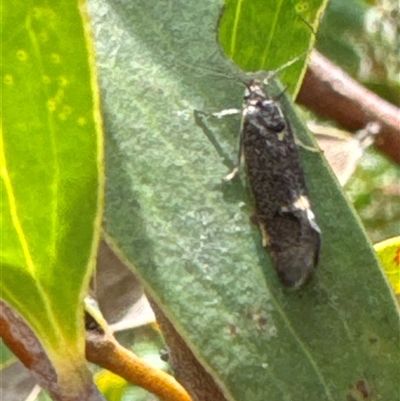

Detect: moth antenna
167,51,247,85
263,49,312,86
289,0,318,36
261,1,320,86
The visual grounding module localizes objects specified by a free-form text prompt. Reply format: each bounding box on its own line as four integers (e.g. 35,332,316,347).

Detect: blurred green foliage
346,149,400,243
317,0,400,243
317,0,400,104
0,341,15,367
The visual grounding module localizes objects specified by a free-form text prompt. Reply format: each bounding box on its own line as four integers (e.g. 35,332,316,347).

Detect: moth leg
194,109,239,174
194,108,243,180
211,107,243,180
250,214,270,247
212,108,241,119
225,121,244,181
294,136,320,152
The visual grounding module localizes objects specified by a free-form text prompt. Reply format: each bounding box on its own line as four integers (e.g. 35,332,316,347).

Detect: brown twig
0,301,105,401
85,323,193,401
297,51,400,165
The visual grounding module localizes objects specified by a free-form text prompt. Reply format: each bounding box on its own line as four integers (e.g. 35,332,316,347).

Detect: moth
229,79,321,288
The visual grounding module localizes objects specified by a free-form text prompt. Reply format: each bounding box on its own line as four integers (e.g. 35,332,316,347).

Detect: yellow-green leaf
375,236,400,294
1,0,103,391
95,370,128,401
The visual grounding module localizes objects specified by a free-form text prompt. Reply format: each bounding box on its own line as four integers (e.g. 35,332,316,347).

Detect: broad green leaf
219,0,328,94
1,0,103,389
375,237,400,294
88,0,400,400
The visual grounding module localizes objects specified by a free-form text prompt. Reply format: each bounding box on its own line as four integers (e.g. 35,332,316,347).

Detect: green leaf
89,0,400,400
219,0,328,94
1,0,103,388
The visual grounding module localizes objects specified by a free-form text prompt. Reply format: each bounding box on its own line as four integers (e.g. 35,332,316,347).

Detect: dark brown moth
229,79,321,288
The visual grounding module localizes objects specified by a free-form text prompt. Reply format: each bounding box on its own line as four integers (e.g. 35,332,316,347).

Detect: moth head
244,80,269,102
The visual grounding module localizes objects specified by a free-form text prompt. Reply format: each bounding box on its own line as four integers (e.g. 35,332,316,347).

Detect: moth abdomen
259,211,321,288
